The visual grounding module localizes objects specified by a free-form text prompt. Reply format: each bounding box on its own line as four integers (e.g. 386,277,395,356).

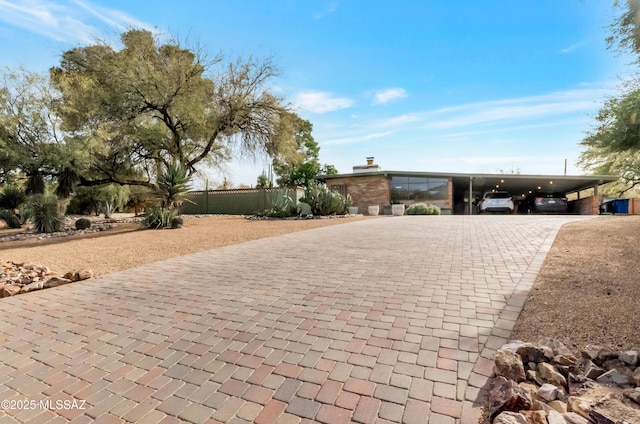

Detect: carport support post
469,176,473,215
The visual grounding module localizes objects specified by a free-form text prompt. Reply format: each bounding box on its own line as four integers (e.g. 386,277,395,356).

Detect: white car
478,191,514,214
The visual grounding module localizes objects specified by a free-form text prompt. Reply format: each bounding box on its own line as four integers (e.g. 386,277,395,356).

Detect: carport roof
322,170,619,195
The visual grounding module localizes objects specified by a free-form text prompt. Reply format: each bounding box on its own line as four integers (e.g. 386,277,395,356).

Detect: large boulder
493,411,529,424
489,377,533,420
495,349,527,382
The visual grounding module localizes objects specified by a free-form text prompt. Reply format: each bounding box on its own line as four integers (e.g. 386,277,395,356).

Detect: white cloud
0,0,155,44
323,131,392,145
373,88,407,105
560,40,587,54
375,86,614,131
294,91,353,113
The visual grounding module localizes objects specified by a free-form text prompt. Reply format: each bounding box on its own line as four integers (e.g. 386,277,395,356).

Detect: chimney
353,157,382,173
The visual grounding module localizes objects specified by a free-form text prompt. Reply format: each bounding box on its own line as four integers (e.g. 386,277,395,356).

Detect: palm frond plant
143,163,193,229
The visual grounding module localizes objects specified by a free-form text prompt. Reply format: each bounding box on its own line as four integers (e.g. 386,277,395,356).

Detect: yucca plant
144,163,193,229
143,206,178,229
24,194,64,233
0,185,26,211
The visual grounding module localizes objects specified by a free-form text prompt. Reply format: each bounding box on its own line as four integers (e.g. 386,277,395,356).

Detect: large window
390,176,448,202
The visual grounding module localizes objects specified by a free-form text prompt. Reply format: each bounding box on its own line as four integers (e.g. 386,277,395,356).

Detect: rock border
489,338,640,423
1,260,94,298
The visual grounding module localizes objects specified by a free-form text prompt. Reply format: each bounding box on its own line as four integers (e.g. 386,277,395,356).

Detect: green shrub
301,182,351,216
24,194,64,233
143,207,177,229
0,186,26,210
75,218,92,230
256,193,297,218
0,210,22,228
406,203,441,215
170,216,184,229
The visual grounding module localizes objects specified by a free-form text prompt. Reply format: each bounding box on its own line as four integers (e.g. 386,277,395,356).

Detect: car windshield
484,192,511,199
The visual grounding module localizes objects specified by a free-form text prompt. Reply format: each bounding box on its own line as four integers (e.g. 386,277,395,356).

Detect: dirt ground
511,215,640,350
0,215,378,277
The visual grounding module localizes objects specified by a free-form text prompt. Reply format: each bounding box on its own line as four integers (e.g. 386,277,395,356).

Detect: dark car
522,192,568,214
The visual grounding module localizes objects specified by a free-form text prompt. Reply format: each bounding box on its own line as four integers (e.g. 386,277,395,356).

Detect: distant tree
579,83,640,195
271,114,337,187
495,166,521,175
49,29,299,190
577,1,640,195
0,69,71,194
256,172,272,188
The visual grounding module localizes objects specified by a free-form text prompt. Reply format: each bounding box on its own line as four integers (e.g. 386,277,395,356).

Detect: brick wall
569,195,600,215
630,198,640,214
327,175,390,215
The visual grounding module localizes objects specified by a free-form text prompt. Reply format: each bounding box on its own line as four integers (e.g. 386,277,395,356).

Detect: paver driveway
0,215,589,424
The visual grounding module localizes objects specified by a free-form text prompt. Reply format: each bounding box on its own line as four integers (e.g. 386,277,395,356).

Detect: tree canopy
579,0,640,195
271,113,338,187
1,29,306,197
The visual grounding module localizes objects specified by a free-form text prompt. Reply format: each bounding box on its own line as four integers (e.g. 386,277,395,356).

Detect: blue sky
0,0,632,187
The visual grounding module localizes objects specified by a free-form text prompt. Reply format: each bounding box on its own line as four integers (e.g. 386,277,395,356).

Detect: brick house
322,158,618,215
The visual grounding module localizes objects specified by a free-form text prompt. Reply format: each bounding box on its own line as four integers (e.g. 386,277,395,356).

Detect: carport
450,173,618,214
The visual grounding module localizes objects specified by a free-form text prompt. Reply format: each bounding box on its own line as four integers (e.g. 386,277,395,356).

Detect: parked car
478,191,514,214
521,192,568,214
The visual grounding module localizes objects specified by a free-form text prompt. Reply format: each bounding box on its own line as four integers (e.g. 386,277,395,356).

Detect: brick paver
0,215,589,422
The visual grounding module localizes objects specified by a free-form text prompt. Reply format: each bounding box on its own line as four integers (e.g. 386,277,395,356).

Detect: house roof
322,170,619,196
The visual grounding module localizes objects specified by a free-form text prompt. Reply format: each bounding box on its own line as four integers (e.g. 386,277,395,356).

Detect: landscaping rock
493,411,529,424
537,362,567,388
489,340,640,423
0,259,86,297
489,377,532,420
562,412,589,424
521,410,547,424
566,396,590,419
547,410,567,424
496,349,527,382
518,345,553,364
596,369,630,387
538,383,559,402
620,350,639,366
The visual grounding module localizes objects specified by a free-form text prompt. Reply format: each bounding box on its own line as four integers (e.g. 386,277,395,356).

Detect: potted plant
391,202,405,216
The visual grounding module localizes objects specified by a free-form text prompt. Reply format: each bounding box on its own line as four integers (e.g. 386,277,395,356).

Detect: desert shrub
0,186,26,210
0,210,22,228
143,207,178,229
170,216,184,229
256,193,297,218
75,218,92,230
406,203,441,215
24,194,64,233
301,182,351,216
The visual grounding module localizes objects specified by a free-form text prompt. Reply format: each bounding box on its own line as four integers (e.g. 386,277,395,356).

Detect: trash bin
610,198,629,214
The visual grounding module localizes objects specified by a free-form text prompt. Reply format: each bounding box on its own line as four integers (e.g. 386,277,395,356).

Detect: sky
0,0,634,188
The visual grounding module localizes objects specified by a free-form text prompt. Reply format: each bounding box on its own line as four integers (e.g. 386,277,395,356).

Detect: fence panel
180,188,303,215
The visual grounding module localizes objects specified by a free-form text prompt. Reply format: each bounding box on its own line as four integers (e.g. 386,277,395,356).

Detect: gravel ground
0,215,378,277
511,215,640,350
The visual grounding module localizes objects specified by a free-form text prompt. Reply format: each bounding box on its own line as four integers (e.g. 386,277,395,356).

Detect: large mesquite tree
579,0,640,195
47,30,300,189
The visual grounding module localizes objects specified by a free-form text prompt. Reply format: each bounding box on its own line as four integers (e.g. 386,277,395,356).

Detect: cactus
75,218,92,230
301,182,351,216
